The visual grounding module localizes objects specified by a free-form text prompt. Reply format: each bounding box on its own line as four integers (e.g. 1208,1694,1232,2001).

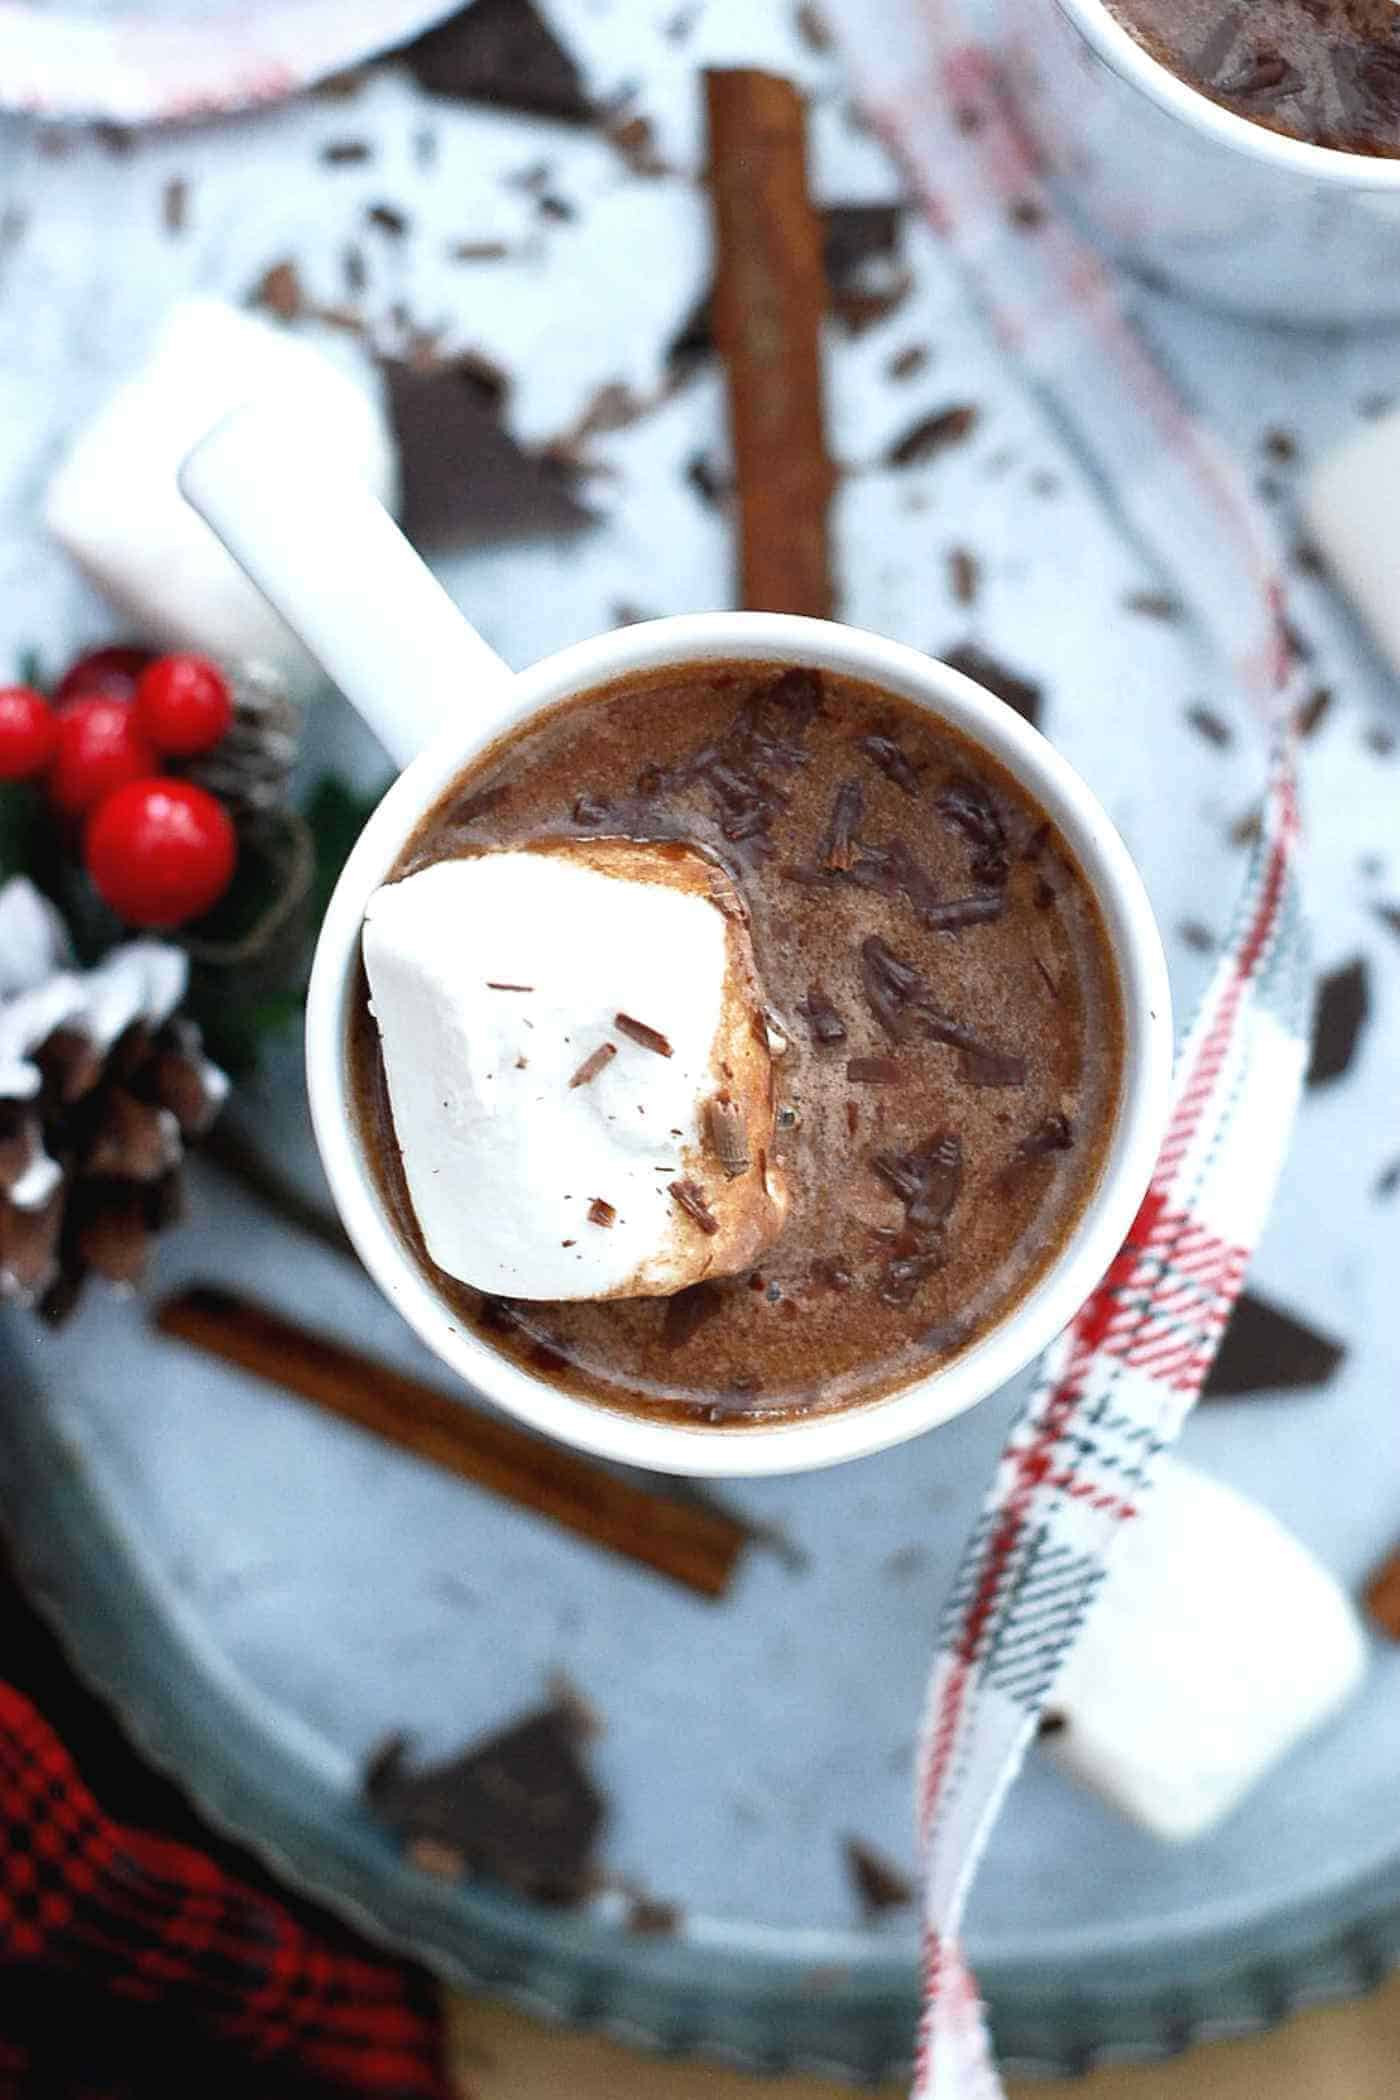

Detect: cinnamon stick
154,1285,746,1601
705,68,833,617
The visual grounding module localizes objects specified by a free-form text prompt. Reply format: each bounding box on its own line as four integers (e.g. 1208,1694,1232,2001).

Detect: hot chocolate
1106,0,1400,156
352,660,1124,1427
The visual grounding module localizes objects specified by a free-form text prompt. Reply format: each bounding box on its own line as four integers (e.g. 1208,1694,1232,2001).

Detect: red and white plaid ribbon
830,3,1313,2090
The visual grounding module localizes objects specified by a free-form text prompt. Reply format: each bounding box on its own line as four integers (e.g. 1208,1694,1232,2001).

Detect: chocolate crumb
615,1013,673,1057
322,139,372,164
367,202,409,237
1179,920,1216,954
847,1057,903,1085
450,238,512,262
887,343,929,381
1123,589,1183,621
486,981,534,992
1038,1711,1067,1738
885,403,979,469
948,547,981,606
587,1197,616,1228
569,1042,617,1089
1186,704,1233,749
705,1097,750,1177
843,1835,915,1916
1262,427,1297,464
798,985,847,1045
250,258,304,321
669,1180,719,1234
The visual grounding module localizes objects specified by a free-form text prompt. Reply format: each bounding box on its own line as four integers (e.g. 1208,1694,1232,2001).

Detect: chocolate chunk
857,732,921,795
884,404,978,470
383,354,591,549
798,985,847,1045
941,645,1042,729
587,1197,616,1228
669,1180,719,1234
615,1012,672,1057
843,1835,915,1917
365,1704,605,1903
846,1057,903,1084
1306,957,1369,1088
396,0,593,121
569,1042,617,1088
1186,704,1233,749
662,1283,722,1349
822,781,864,870
1202,1290,1345,1399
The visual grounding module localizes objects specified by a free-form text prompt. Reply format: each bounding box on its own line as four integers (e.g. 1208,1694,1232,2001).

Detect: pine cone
0,879,227,1320
178,664,300,820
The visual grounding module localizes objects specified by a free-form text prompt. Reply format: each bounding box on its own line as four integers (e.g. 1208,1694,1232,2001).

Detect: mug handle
179,403,514,768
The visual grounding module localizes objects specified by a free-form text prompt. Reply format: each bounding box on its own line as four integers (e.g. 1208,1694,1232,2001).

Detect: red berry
134,654,233,757
49,697,158,817
85,779,236,929
54,644,154,706
0,687,57,779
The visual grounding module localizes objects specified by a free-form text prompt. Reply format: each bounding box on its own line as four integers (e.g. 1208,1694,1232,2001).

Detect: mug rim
306,612,1172,1478
1055,0,1400,190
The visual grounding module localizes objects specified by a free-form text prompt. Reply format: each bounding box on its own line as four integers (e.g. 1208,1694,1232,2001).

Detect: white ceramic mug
1004,0,1400,324
180,407,1172,1478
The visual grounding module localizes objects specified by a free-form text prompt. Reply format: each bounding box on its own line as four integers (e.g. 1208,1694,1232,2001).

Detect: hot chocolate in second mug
181,408,1171,1478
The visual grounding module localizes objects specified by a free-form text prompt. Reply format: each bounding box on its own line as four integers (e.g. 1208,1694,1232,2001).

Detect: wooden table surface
444,1976,1400,2100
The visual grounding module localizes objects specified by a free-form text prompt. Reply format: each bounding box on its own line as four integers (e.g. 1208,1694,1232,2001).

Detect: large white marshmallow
45,298,396,686
361,840,787,1301
1043,1457,1366,1842
1304,405,1400,682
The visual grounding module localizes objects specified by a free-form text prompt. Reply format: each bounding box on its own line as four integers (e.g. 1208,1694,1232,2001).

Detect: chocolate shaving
1186,704,1233,749
843,1835,915,1917
822,781,864,870
669,1180,719,1234
322,139,372,164
872,1133,962,1233
936,774,1009,885
1202,1290,1345,1399
1123,589,1183,621
569,1043,617,1089
859,936,1019,1075
846,1057,902,1085
888,342,929,381
797,985,847,1045
1016,1112,1074,1160
948,547,981,606
884,403,978,469
486,981,533,992
1295,686,1334,739
705,1097,750,1177
941,645,1042,730
1306,957,1369,1088
662,1282,722,1349
879,1248,945,1307
857,732,921,795
367,202,410,238
615,1012,673,1058
587,1197,616,1228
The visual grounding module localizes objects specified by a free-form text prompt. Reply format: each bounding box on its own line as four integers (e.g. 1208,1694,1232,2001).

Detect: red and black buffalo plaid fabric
0,1665,453,2100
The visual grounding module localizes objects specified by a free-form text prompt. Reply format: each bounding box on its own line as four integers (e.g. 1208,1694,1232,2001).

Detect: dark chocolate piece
486,981,534,992
364,1704,605,1903
396,0,593,122
872,1133,962,1233
382,354,590,549
1306,956,1369,1088
587,1197,616,1228
843,1835,915,1917
822,780,864,870
569,1042,617,1088
798,985,847,1045
669,1180,719,1234
935,774,1010,884
1016,1112,1074,1160
941,644,1042,729
1202,1290,1345,1400
847,1056,903,1084
856,731,921,795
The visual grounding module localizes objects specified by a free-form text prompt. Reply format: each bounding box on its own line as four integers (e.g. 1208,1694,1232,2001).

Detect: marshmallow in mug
1042,1457,1366,1841
362,839,789,1301
46,298,396,686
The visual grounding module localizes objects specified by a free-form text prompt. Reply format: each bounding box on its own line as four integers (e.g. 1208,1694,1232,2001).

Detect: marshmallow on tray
1042,1457,1367,1842
1305,405,1400,680
361,838,789,1302
45,298,396,686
